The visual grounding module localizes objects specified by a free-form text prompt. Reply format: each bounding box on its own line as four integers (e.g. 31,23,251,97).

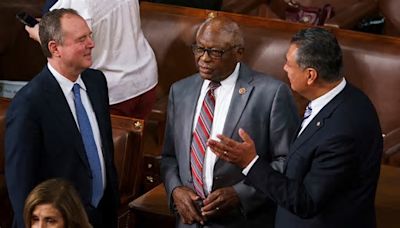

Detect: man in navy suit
210,27,383,228
5,9,118,228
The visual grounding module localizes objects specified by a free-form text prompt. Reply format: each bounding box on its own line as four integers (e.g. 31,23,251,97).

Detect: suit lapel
81,71,109,159
180,75,204,169
42,66,91,170
222,64,254,138
288,85,349,158
215,64,254,170
82,71,104,127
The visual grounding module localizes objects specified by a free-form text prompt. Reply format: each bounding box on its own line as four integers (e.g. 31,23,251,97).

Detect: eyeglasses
191,44,239,59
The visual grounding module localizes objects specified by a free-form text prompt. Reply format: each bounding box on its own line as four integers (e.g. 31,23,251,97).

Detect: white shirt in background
51,0,158,105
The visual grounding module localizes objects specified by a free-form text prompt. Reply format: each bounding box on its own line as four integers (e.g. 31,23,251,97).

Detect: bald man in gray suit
160,16,299,227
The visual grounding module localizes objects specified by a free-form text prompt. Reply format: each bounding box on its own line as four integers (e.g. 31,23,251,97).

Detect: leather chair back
110,115,145,227
140,2,400,166
0,98,11,228
379,0,400,36
0,1,45,81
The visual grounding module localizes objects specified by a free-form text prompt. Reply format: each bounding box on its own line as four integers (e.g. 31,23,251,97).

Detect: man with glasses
161,16,299,227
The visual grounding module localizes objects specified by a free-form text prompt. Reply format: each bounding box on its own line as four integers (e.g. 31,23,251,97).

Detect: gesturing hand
201,186,240,220
208,128,257,168
172,186,205,225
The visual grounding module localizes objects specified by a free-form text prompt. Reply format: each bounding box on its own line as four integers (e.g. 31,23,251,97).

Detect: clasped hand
172,186,240,224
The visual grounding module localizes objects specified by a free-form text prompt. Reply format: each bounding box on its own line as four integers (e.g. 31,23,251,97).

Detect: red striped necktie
190,81,221,199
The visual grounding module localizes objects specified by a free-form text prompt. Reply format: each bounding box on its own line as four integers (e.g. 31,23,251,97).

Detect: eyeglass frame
191,44,241,59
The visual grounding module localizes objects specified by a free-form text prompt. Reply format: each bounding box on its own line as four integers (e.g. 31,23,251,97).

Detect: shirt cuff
242,155,259,176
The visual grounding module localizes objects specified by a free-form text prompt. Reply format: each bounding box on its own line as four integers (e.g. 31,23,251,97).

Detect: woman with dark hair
24,179,92,228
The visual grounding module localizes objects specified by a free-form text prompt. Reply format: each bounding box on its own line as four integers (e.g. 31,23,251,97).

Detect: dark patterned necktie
190,81,221,199
301,103,313,128
73,83,103,207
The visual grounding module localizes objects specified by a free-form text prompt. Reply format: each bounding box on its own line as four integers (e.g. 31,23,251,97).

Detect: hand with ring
207,128,257,168
201,187,240,220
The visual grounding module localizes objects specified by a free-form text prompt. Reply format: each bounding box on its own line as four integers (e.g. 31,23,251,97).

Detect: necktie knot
209,81,221,92
303,103,312,120
72,83,81,96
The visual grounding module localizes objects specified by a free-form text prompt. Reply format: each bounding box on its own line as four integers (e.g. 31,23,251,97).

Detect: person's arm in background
25,0,57,43
25,23,40,43
26,0,93,44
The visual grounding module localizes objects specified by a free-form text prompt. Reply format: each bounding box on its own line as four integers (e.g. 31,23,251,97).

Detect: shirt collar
48,63,86,94
309,78,347,110
203,62,240,88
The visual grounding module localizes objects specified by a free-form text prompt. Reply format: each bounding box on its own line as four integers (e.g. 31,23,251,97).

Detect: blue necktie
72,83,103,207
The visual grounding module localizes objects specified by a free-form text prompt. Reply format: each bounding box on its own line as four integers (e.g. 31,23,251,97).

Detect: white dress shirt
193,63,240,194
48,63,106,189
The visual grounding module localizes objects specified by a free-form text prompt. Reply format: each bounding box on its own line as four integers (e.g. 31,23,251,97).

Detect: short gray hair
39,8,81,58
196,16,244,47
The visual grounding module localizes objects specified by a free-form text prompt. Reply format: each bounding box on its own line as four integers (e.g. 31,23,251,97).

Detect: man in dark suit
160,16,299,227
210,27,383,228
5,9,119,228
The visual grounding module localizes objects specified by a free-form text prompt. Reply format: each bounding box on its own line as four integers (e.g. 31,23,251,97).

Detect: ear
48,40,61,57
306,68,318,85
234,47,244,61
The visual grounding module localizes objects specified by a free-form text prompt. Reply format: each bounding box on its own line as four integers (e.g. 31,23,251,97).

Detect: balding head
196,16,244,48
193,16,244,82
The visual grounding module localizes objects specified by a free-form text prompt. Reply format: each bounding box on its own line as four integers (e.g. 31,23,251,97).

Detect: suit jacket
160,64,300,227
246,83,383,228
5,66,119,228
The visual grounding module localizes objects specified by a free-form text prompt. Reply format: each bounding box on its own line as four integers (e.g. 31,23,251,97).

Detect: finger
190,211,204,224
202,193,220,213
238,128,254,144
203,190,219,206
202,207,218,217
207,139,226,156
189,192,200,201
216,133,241,148
186,201,204,223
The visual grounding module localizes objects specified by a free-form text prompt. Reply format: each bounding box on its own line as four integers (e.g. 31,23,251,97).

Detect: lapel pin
316,121,321,127
239,88,247,95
